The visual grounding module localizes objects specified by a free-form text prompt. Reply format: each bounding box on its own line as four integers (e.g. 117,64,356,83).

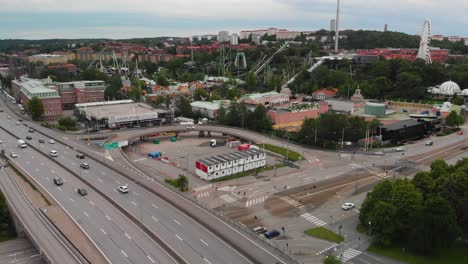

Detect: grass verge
210,163,286,182
260,144,304,162
304,227,344,243
7,161,51,206
368,242,468,264
356,223,368,234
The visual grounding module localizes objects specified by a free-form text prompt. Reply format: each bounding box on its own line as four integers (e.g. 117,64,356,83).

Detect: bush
58,117,77,128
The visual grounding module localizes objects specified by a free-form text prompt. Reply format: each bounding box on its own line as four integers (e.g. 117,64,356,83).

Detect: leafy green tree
446,110,464,127
369,201,397,246
127,85,142,102
412,172,435,199
218,106,226,124
176,174,188,192
322,255,341,264
78,69,109,82
248,105,272,132
28,96,44,120
193,89,209,101
156,71,169,86
244,71,257,91
175,96,192,118
105,76,124,100
58,117,77,128
0,191,16,239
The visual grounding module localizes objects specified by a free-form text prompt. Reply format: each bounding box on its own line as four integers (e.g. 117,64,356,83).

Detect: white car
10,152,18,158
48,139,55,144
117,185,129,193
16,121,20,125
0,140,3,144
395,147,405,152
7,116,11,119
341,202,356,210
49,150,58,157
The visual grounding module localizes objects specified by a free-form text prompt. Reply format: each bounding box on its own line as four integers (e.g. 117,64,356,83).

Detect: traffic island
304,227,344,243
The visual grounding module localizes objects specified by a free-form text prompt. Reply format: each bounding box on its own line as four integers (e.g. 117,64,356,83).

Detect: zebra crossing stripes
280,196,302,207
193,184,213,192
245,196,268,207
196,192,210,198
316,243,338,255
220,194,236,203
340,248,362,262
301,213,327,226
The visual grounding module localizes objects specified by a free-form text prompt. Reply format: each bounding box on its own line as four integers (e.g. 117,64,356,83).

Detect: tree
248,105,272,132
105,76,124,100
244,71,257,91
28,96,44,120
176,174,188,192
446,110,464,127
322,255,341,264
156,71,169,86
175,96,192,118
193,89,209,101
58,117,77,128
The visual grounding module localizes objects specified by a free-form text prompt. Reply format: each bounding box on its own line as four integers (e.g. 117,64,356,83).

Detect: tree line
359,159,468,255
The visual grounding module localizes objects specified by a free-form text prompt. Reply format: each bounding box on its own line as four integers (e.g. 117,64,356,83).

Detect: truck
210,139,217,147
17,139,27,148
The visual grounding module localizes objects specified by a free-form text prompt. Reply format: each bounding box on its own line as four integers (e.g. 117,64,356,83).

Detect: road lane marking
200,239,208,246
133,192,139,196
69,198,75,202
173,219,182,226
147,255,155,263
83,211,89,217
130,201,137,206
89,201,95,206
175,234,183,241
116,181,121,185
152,216,159,222
204,258,213,264
51,170,55,174
121,250,128,258
105,215,111,221
101,228,107,235
152,203,158,209
98,178,103,183
45,177,50,181
57,187,62,191
124,233,132,240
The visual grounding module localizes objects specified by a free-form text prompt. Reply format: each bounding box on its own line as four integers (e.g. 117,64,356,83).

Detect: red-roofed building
312,88,338,100
48,63,79,75
356,48,449,63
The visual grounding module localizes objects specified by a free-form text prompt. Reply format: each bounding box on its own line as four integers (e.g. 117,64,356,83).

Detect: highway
0,121,179,263
0,104,262,264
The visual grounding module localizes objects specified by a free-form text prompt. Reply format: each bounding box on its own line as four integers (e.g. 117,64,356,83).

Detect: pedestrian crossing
280,196,303,208
193,184,213,192
316,243,338,255
340,248,362,262
301,213,327,226
369,170,387,178
245,196,268,207
196,192,210,198
220,194,236,203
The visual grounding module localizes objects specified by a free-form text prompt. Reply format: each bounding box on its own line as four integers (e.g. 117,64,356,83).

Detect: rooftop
380,119,422,131
242,91,281,100
14,78,59,98
79,102,168,122
190,101,221,111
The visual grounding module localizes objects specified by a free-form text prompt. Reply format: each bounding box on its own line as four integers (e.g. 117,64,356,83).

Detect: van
17,140,27,148
253,226,267,234
264,230,280,239
49,150,58,157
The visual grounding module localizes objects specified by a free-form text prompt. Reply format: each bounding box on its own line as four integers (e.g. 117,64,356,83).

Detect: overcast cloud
0,0,466,39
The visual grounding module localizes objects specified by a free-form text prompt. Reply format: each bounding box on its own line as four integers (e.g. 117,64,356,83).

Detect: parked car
10,152,18,158
38,139,45,143
394,147,406,152
16,121,20,125
76,153,85,159
49,150,58,157
117,185,129,193
80,163,90,169
48,139,55,144
342,202,356,210
263,230,280,239
425,141,434,146
77,188,88,196
28,128,34,133
53,177,63,186
26,136,32,140
18,118,23,121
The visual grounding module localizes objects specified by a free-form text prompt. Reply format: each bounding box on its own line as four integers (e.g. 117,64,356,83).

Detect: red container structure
237,144,250,151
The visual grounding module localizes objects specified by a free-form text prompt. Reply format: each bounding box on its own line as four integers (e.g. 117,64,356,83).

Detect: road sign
104,142,118,150
118,140,128,147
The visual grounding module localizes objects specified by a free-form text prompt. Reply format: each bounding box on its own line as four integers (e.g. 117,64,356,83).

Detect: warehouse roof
198,149,265,166
380,119,423,131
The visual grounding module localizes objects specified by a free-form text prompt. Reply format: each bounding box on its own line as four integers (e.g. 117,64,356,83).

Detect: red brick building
268,102,329,131
56,81,106,109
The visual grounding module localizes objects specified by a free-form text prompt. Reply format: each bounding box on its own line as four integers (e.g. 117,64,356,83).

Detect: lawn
261,144,304,162
304,227,344,243
368,242,468,264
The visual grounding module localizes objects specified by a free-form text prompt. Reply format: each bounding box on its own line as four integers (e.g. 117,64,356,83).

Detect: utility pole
334,0,341,54
341,127,345,148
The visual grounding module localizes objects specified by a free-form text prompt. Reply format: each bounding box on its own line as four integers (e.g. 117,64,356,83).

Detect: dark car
76,153,85,159
38,139,45,143
28,128,34,133
26,136,32,140
264,230,280,239
18,118,23,121
53,177,63,186
77,188,88,196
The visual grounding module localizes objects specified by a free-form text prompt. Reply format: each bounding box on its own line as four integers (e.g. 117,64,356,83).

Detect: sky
0,0,466,40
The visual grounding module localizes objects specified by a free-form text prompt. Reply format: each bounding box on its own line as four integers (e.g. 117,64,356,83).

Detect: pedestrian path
220,194,236,203
245,196,268,207
301,213,327,226
280,196,303,208
340,248,362,262
193,184,213,192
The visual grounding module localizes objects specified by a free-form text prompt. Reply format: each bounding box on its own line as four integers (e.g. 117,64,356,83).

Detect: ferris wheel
417,19,432,64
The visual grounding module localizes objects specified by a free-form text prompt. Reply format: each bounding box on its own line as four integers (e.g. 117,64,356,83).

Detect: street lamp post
368,221,372,241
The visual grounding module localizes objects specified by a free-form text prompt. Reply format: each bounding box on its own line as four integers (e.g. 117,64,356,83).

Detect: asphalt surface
0,239,44,264
0,120,178,264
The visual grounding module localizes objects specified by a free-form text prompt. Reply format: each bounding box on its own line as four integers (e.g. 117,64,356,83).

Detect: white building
195,149,267,180
448,36,462,42
217,31,230,43
252,35,262,45
330,19,336,32
191,100,230,119
239,28,281,40
465,39,468,46
230,34,239,45
276,30,302,40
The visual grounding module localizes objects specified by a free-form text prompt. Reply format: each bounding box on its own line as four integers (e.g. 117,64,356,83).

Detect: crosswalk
340,248,362,262
193,184,213,192
220,194,236,203
369,170,387,178
196,192,210,198
316,243,338,255
280,196,303,208
301,213,327,226
245,196,268,207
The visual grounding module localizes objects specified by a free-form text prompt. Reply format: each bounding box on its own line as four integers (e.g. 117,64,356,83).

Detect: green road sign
104,142,118,151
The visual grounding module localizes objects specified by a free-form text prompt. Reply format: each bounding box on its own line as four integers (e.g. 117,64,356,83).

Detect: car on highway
253,226,268,234
425,141,434,146
7,115,11,119
117,185,129,193
49,150,58,157
76,153,85,159
28,128,34,133
53,177,63,186
10,152,18,158
18,118,23,122
263,230,280,239
16,121,20,125
394,147,406,152
0,140,3,144
342,202,356,210
38,139,45,143
80,163,90,169
48,139,55,144
26,136,32,140
77,188,88,196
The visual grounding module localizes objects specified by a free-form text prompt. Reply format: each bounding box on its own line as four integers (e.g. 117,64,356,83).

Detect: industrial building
195,149,267,181
75,100,172,130
378,119,440,143
56,80,106,109
190,100,230,119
